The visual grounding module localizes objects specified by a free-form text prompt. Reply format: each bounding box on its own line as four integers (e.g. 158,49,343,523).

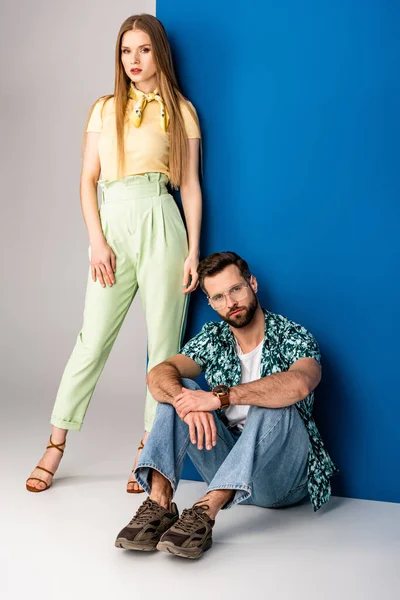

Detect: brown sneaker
115,497,179,551
156,503,215,559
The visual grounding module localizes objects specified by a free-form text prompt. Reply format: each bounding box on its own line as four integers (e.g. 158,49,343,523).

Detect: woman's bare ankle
50,426,68,445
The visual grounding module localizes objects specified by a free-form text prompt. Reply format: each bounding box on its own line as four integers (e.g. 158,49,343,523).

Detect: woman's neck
133,77,158,94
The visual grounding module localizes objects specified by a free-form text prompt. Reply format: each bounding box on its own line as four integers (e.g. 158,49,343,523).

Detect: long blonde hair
86,14,199,188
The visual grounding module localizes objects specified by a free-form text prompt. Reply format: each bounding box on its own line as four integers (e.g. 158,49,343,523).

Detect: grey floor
3,416,400,600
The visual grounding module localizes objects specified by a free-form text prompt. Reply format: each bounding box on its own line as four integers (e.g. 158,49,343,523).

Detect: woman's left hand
182,254,199,294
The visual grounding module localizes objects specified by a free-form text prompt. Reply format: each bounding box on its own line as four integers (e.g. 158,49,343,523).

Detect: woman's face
121,29,157,91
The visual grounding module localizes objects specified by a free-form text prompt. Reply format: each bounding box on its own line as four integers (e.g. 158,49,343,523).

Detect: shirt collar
219,308,271,346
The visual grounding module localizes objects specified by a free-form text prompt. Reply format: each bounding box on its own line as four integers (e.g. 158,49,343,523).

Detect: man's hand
174,388,221,420
184,412,217,450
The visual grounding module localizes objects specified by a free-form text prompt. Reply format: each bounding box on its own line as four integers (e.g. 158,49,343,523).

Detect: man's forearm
147,362,183,405
229,370,312,409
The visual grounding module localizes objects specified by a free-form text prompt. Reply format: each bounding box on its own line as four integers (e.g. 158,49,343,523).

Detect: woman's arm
80,132,116,287
180,138,202,293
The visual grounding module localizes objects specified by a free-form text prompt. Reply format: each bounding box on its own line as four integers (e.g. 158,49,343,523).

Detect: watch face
214,384,229,395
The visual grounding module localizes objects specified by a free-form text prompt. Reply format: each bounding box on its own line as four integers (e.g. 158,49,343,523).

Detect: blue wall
157,0,400,503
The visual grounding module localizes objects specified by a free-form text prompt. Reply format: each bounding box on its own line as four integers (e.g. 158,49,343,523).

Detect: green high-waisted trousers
51,173,188,432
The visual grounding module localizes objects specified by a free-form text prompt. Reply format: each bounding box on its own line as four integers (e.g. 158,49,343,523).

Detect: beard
220,293,258,329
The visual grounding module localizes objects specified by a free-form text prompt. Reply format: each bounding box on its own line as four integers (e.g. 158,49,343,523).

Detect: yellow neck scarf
128,84,169,132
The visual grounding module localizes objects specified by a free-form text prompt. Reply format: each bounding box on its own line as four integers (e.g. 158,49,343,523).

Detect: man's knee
243,405,298,439
153,401,175,422
245,404,288,423
181,378,202,391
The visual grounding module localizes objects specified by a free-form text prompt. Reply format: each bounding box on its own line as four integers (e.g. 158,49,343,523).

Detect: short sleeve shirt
86,96,200,181
180,309,338,511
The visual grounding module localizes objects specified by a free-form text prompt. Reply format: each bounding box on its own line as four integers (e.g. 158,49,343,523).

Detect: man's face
204,265,258,329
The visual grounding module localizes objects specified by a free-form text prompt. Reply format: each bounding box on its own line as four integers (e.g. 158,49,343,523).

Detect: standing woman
26,14,202,494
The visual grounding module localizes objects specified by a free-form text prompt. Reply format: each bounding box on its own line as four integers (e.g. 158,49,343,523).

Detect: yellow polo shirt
86,95,201,181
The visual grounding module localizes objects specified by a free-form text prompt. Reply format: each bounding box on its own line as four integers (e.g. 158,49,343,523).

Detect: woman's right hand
90,241,116,287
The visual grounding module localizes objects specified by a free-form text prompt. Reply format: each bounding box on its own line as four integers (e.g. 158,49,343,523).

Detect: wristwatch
212,384,230,409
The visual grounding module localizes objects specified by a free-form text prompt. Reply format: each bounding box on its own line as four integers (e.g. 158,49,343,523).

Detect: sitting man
115,251,337,559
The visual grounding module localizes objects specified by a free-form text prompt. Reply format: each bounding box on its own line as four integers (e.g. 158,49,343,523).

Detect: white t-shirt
224,339,264,430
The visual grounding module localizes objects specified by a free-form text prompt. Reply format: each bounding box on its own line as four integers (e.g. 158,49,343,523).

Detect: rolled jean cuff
135,461,179,497
206,483,252,510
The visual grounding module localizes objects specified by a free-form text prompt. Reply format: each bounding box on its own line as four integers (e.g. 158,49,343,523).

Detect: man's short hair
197,251,251,294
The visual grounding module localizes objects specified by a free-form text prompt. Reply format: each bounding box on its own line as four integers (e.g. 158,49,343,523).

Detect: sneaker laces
129,498,164,526
174,504,210,534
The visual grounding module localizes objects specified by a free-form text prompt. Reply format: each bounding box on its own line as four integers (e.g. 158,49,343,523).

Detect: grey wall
0,1,156,440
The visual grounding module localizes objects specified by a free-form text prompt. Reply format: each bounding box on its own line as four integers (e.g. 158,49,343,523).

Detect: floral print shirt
180,309,338,511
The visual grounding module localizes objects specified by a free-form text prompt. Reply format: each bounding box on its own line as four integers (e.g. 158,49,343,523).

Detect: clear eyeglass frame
208,283,249,310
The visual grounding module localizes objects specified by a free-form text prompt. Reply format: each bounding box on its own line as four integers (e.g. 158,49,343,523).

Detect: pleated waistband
98,173,169,202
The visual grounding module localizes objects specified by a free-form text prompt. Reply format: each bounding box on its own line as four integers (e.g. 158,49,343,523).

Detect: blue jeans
135,379,309,509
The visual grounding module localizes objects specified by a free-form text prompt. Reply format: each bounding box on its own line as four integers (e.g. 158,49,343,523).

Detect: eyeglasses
208,283,249,310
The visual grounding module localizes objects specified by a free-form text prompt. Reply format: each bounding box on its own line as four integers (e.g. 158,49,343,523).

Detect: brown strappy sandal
26,436,66,493
126,439,145,494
